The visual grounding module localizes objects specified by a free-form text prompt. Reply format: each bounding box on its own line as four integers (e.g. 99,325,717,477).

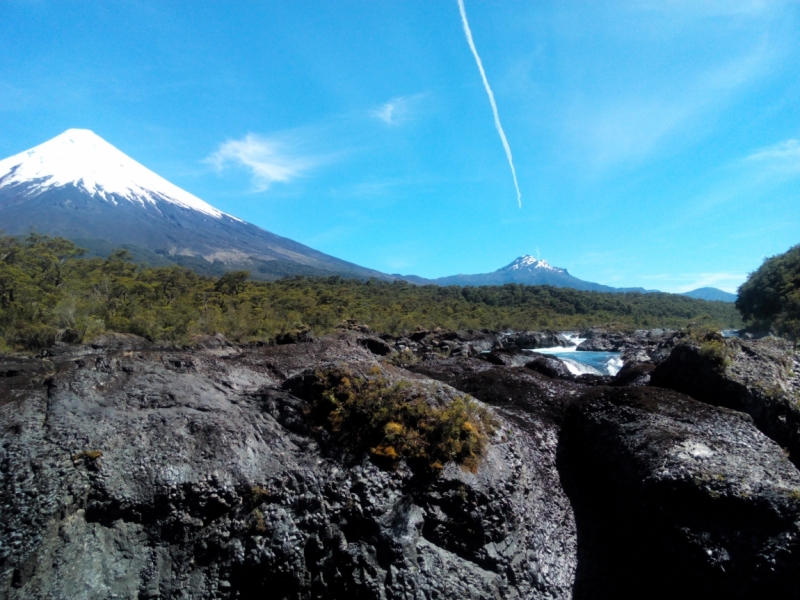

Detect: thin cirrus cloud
370,93,426,126
745,139,800,175
205,134,314,192
569,44,773,171
555,0,787,173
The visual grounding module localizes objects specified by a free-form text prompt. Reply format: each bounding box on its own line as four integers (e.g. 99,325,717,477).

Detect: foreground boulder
0,334,578,599
3,329,800,599
561,386,800,598
651,336,800,468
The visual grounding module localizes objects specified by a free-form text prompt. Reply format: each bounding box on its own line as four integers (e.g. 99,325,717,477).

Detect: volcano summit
0,129,387,280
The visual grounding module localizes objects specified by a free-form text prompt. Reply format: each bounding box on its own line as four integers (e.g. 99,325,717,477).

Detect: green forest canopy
737,243,800,340
0,235,742,351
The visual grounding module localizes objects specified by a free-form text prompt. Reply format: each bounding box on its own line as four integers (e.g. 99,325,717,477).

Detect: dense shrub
306,367,496,473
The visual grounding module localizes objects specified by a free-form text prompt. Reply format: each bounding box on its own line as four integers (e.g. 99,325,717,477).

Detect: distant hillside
682,287,737,302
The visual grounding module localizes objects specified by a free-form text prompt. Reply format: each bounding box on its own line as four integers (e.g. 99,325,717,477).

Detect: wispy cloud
664,137,800,220
745,138,800,175
635,0,791,18
370,93,426,126
206,133,314,192
570,44,773,170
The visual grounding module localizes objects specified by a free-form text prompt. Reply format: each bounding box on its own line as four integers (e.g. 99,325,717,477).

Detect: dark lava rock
410,329,497,357
500,330,571,350
651,337,800,469
524,354,574,380
4,328,799,599
410,356,586,428
613,362,655,387
191,332,234,350
620,347,651,367
452,329,497,354
275,328,316,345
88,331,154,352
478,347,534,367
0,334,577,599
574,374,615,387
358,336,393,356
576,329,677,355
561,386,800,599
575,338,616,352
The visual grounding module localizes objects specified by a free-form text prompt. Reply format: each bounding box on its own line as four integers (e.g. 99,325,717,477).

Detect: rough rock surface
0,333,578,599
561,386,800,598
3,329,800,598
478,347,538,368
612,362,654,387
576,329,675,355
409,356,585,428
651,337,800,468
499,331,571,351
524,355,574,381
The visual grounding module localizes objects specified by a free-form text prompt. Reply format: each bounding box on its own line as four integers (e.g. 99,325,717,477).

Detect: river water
526,333,624,376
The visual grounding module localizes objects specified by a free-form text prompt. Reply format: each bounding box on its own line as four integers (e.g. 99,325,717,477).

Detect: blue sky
2,0,800,293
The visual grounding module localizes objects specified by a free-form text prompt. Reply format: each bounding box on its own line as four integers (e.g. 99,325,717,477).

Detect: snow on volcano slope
0,130,391,280
0,129,230,220
501,255,564,273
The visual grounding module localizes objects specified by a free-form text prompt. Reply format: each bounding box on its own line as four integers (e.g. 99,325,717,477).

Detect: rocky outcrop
478,347,538,368
500,330,571,350
561,386,800,598
612,362,654,387
0,333,578,599
393,329,497,359
3,329,800,598
576,329,676,355
524,354,574,380
651,336,800,469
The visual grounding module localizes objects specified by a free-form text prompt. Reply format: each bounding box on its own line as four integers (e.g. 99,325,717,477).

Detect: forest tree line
737,243,800,344
0,235,743,351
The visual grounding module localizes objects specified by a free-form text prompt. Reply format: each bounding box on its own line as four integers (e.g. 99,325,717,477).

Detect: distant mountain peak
502,255,564,273
681,287,737,302
0,129,229,220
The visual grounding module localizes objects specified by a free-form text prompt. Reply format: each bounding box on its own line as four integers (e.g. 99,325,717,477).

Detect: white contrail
457,0,522,208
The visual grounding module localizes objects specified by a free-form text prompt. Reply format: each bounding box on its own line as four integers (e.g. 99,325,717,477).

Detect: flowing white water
528,332,623,376
559,358,604,376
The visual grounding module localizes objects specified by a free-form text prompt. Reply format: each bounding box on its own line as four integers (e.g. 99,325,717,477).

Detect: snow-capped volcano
0,129,227,219
501,255,563,273
0,130,389,280
398,254,653,293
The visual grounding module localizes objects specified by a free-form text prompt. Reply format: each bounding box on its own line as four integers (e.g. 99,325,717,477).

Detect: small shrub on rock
686,326,732,370
306,368,496,473
383,348,420,367
699,338,732,370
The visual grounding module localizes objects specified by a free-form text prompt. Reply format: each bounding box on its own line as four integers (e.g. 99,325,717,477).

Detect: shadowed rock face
2,331,800,599
560,386,800,599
